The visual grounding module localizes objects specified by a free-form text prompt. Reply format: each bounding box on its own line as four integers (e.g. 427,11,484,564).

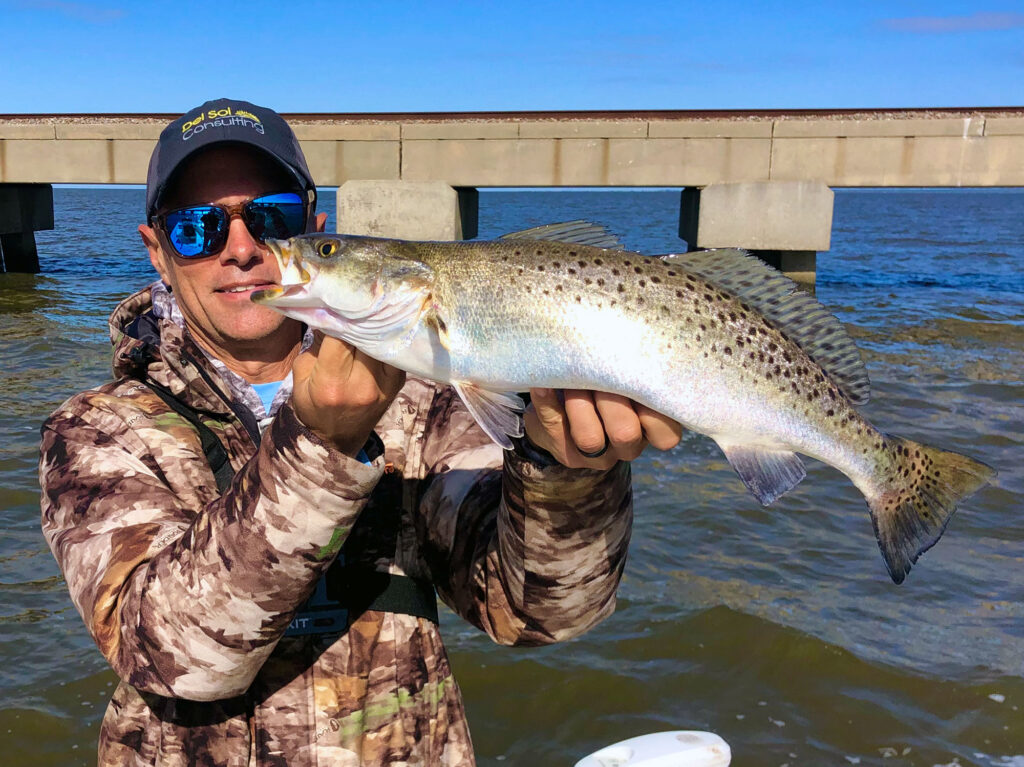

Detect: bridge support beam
0,184,54,274
336,180,478,240
678,181,833,286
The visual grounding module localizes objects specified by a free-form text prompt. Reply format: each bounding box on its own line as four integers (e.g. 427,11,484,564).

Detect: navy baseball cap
146,98,315,222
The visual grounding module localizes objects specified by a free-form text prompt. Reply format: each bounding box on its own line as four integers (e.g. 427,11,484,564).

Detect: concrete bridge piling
0,184,53,273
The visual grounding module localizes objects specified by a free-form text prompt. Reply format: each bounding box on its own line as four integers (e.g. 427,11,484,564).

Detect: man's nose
219,215,262,266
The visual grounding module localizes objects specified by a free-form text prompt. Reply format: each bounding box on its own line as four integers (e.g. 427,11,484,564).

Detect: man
40,98,681,766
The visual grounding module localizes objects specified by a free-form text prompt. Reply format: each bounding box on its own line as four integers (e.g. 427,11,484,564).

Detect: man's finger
636,403,684,450
592,392,645,455
563,390,607,455
529,388,567,433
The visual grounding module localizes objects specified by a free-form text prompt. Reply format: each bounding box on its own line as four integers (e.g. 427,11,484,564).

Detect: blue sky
1,1,1022,114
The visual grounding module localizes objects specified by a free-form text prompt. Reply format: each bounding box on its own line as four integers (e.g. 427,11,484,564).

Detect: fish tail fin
867,435,995,584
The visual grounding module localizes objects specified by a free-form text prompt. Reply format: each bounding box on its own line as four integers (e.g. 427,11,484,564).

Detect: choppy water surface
1,188,1021,766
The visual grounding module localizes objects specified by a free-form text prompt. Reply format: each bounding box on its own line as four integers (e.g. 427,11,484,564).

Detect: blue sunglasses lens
245,192,307,242
165,206,225,258
162,192,306,258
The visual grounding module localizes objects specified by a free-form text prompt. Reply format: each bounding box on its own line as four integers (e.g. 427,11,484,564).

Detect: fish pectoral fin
718,444,806,506
452,382,525,450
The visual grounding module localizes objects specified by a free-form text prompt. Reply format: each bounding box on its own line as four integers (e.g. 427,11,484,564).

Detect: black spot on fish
639,279,646,287
724,346,732,355
634,266,643,274
553,261,561,268
537,265,545,272
667,270,677,276
676,289,683,297
594,258,603,265
597,278,605,287
651,276,661,284
617,284,625,293
555,284,563,292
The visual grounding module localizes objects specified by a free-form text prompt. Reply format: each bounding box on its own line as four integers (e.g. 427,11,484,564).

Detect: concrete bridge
2,107,1022,276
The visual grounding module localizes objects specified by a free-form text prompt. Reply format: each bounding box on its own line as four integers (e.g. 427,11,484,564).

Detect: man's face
139,145,323,360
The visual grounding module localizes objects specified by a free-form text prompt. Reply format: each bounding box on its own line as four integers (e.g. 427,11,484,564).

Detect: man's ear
139,223,171,284
314,212,328,233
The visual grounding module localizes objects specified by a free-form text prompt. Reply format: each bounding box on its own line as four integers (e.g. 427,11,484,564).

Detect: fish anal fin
719,443,806,506
452,382,525,449
499,220,624,250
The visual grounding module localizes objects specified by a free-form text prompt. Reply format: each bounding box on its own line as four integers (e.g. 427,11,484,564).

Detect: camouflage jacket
40,287,633,767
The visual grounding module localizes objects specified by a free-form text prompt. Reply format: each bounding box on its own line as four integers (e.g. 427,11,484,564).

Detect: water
1,188,1022,766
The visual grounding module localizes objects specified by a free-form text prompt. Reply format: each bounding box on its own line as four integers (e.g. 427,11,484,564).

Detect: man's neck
187,324,302,384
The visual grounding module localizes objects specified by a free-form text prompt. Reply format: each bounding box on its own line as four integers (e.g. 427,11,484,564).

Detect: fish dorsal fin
499,220,624,250
663,248,870,405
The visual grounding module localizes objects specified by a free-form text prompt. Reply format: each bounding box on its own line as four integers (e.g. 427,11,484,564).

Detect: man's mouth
216,282,275,294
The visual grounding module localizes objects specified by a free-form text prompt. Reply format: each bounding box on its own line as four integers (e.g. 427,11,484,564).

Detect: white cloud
882,12,1024,33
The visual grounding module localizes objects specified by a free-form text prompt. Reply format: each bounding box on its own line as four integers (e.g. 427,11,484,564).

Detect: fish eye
318,241,337,258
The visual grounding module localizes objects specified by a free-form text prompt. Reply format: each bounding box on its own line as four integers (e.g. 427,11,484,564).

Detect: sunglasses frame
152,188,315,259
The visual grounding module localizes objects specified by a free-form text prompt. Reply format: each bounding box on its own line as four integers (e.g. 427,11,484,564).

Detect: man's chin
213,313,302,352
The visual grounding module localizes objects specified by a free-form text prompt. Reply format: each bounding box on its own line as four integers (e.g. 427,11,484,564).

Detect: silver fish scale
387,239,878,474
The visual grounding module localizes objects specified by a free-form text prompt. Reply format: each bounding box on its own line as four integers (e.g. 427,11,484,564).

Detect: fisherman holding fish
39,99,683,766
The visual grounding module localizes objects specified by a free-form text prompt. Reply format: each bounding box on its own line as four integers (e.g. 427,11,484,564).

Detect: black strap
141,379,438,625
144,381,235,495
326,567,438,624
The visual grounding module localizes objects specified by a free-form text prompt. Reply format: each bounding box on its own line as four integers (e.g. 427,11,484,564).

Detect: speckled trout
253,222,994,583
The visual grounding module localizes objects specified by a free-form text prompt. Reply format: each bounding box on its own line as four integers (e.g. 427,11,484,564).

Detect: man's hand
290,333,405,457
523,388,683,469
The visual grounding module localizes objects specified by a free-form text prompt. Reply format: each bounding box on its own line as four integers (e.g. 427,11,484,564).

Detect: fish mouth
254,239,316,306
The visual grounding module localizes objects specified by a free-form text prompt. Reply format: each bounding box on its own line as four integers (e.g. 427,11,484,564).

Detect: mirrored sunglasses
154,191,308,259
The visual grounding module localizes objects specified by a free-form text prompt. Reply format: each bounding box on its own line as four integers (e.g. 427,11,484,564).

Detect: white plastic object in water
574,730,731,767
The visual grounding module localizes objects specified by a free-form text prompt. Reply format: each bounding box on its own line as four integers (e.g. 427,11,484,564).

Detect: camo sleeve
415,386,632,646
40,397,382,702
